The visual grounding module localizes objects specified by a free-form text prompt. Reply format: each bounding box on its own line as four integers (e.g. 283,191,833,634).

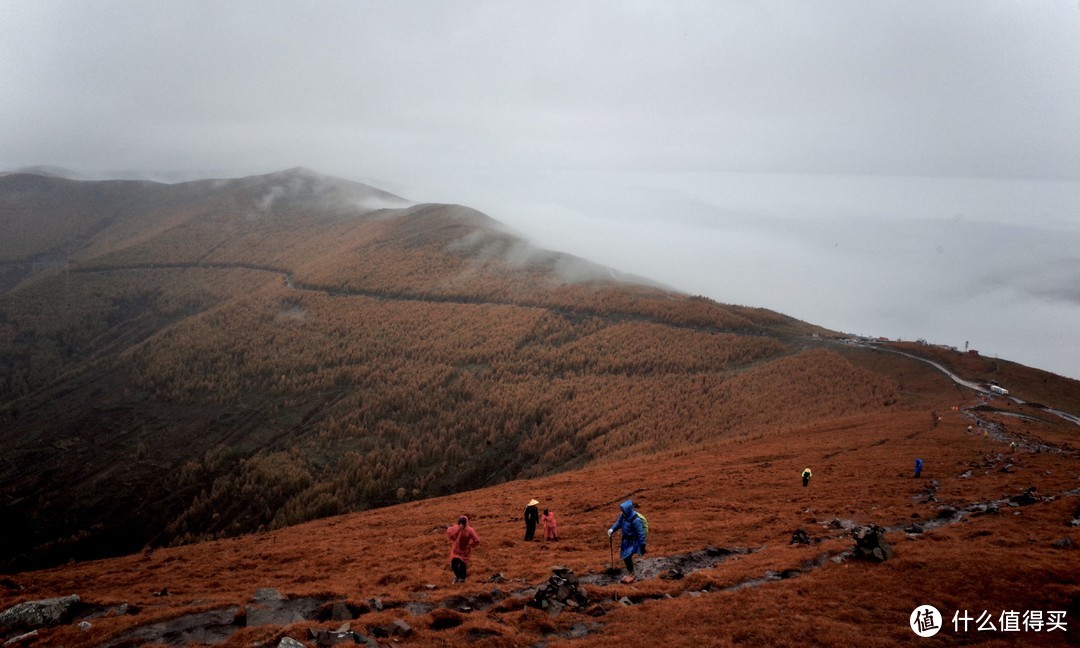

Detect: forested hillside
1,170,890,571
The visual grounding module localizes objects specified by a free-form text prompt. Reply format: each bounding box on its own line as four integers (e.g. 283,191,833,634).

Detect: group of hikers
447,459,939,584
523,498,558,542
445,498,645,584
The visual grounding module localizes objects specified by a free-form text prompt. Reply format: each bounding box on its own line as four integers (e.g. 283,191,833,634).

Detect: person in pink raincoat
541,508,558,541
446,515,480,583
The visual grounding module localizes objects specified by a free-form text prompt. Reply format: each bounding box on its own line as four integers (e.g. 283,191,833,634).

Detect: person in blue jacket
608,500,646,583
914,457,924,478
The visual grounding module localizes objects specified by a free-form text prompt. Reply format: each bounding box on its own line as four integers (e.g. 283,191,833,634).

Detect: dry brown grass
5,391,1078,647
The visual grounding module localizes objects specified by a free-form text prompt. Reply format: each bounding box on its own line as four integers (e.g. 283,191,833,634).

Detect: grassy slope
5,360,1078,646
1,171,832,570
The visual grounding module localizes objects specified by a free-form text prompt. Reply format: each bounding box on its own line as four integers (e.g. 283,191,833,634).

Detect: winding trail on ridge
70,261,792,340
845,342,1080,426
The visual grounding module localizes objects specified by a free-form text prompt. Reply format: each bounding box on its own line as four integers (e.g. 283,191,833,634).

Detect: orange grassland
5,386,1079,647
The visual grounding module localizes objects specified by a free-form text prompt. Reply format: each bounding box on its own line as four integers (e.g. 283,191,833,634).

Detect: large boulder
532,567,589,617
852,525,894,562
0,595,80,635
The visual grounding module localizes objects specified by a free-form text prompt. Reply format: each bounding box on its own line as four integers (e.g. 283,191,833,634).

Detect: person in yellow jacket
801,467,812,487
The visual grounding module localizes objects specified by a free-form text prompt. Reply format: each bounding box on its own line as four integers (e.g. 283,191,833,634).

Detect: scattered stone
904,523,925,535
424,584,438,590
618,597,633,606
253,588,287,602
790,529,811,545
366,624,389,638
488,573,507,583
852,525,894,562
659,568,685,580
246,597,324,627
970,503,1000,517
2,630,38,647
106,603,133,617
368,597,383,612
308,628,377,647
959,470,972,479
78,621,91,631
278,638,305,648
0,595,81,635
1052,538,1073,549
936,507,958,520
830,555,846,564
390,619,413,638
532,567,588,617
318,601,362,622
153,588,171,597
1010,486,1041,506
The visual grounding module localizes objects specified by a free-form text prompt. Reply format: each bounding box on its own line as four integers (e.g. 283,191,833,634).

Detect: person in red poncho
541,508,558,541
446,515,481,583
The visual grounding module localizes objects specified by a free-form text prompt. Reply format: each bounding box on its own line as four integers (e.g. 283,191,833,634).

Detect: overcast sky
2,1,1079,379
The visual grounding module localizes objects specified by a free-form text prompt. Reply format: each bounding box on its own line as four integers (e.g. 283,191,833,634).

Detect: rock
308,628,375,647
390,619,413,637
852,525,894,562
959,470,972,478
904,523,925,535
790,529,811,545
0,595,81,635
253,588,287,602
1052,537,1072,549
246,603,306,627
278,638,305,648
368,597,383,612
936,507,958,519
1011,486,1041,506
152,588,171,597
547,600,566,617
106,603,132,617
618,597,633,606
366,624,389,638
532,567,589,610
488,572,506,583
2,630,38,647
325,602,354,622
78,621,91,631
659,568,685,580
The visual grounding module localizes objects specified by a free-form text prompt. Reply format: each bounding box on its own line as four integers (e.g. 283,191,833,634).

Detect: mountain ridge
1,169,1075,586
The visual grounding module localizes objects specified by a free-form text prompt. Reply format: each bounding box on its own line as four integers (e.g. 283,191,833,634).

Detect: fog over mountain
2,1,1078,378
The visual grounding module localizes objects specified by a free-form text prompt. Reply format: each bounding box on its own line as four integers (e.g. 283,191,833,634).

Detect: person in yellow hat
524,499,540,541
801,467,812,487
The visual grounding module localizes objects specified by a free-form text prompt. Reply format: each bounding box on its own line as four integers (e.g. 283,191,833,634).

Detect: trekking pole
609,535,614,571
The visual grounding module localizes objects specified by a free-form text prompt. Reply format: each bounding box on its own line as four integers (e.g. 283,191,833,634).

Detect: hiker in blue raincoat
608,500,647,583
